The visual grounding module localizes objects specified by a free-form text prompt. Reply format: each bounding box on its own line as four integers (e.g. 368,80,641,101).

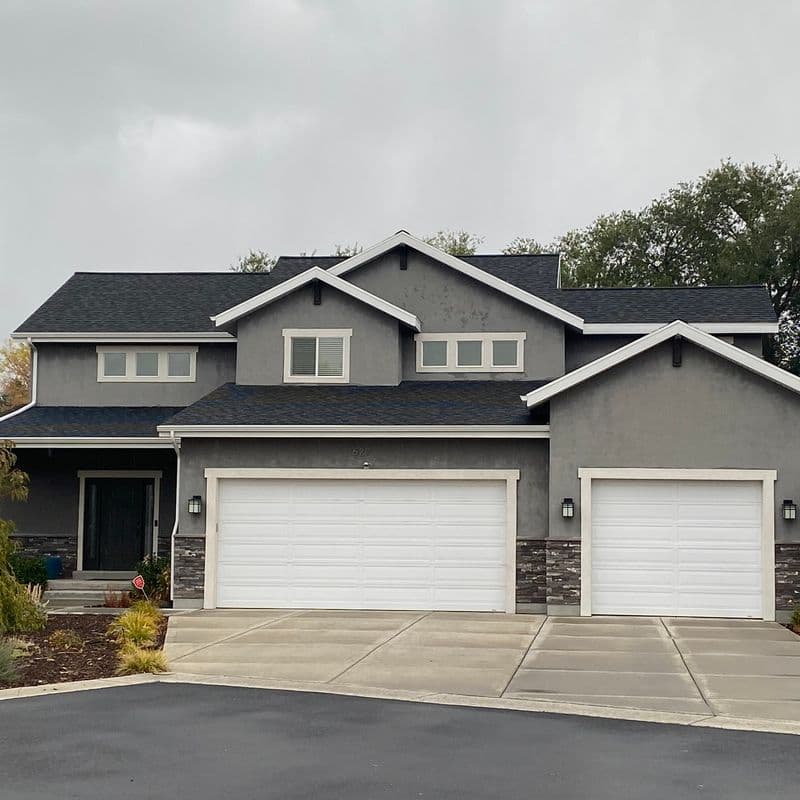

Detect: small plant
48,628,83,651
104,590,132,609
790,607,800,632
132,555,170,602
116,644,168,675
108,610,158,648
0,637,19,684
129,600,164,624
8,554,48,589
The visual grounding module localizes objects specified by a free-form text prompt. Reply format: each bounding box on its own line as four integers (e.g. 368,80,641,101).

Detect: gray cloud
1,0,799,337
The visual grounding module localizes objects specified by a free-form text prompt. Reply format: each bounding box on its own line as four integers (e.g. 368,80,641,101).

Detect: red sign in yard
132,575,145,591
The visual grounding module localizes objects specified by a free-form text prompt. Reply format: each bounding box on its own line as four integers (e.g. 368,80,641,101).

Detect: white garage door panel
215,478,507,610
591,479,763,618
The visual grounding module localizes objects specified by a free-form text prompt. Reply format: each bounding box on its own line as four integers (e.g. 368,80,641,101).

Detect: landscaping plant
116,644,168,675
8,553,47,589
103,590,132,609
48,628,83,651
129,599,165,625
0,636,19,684
132,554,170,602
108,609,159,648
791,607,800,635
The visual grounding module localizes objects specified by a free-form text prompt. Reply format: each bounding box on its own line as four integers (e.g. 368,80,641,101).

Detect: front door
82,478,154,571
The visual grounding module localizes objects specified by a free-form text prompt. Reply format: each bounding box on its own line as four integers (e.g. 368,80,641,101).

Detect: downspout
0,339,37,422
169,430,180,603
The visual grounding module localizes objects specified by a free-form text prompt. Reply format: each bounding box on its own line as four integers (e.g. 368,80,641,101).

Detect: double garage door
591,479,764,618
214,477,508,611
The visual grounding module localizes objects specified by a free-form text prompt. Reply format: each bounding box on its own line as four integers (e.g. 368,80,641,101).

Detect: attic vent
672,335,682,367
399,246,408,271
313,280,322,305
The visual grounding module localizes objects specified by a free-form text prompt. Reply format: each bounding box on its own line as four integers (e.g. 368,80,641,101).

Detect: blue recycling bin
45,555,63,580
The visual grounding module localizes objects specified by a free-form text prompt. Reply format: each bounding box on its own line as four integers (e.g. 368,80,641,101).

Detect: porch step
72,571,136,581
44,579,134,608
48,579,132,592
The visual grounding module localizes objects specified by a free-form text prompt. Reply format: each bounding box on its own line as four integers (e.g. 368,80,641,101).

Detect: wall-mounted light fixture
561,498,575,519
783,499,797,521
188,495,203,514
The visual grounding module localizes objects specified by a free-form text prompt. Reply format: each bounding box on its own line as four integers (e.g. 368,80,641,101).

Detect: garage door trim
577,468,777,620
202,468,520,611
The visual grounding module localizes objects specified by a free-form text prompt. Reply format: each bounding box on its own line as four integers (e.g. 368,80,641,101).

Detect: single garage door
215,478,508,611
591,479,763,618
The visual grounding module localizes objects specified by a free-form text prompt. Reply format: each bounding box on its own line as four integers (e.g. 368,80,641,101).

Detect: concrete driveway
165,611,800,724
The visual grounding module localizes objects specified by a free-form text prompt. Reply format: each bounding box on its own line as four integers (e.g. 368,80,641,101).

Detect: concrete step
45,590,120,603
48,579,132,591
72,570,136,581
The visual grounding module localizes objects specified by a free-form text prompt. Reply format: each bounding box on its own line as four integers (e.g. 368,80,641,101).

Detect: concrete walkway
165,611,800,724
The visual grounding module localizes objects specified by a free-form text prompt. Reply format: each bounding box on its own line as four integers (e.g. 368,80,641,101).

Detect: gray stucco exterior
36,343,236,406
234,283,403,386
548,339,800,544
346,250,567,381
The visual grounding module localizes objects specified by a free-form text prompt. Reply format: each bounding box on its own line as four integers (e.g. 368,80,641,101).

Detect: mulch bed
1,614,167,689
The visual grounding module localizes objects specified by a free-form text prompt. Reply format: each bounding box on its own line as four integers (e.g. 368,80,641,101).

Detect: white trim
96,346,197,383
327,231,585,328
76,470,163,572
158,425,550,439
577,467,777,621
522,320,800,408
211,266,422,330
282,328,352,384
414,332,526,373
9,438,172,449
0,341,37,424
583,322,778,335
12,332,236,343
201,468,520,612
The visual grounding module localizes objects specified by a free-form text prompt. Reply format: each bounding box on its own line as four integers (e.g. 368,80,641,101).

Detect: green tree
333,242,364,257
230,250,277,273
503,236,551,255
556,160,800,372
424,230,484,256
0,341,31,415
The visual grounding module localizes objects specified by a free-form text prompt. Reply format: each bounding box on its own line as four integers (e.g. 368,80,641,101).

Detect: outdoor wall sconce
188,495,203,515
783,499,797,521
561,498,575,519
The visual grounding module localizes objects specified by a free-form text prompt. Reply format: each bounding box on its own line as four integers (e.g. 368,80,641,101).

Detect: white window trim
415,332,526,373
76,470,163,571
282,328,352,384
576,467,777,621
96,346,198,383
201,468,520,612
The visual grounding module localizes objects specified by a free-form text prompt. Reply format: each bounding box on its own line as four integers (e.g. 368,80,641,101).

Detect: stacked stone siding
10,534,78,577
545,540,581,606
173,537,206,599
516,540,546,606
776,543,800,611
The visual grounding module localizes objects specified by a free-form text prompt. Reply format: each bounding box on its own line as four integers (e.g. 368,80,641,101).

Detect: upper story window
96,347,197,383
282,329,352,383
415,333,526,373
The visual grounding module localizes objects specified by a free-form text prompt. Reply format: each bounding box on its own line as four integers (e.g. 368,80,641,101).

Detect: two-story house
1,231,798,620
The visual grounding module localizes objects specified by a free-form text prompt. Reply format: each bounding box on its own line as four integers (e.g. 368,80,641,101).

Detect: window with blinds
284,329,351,382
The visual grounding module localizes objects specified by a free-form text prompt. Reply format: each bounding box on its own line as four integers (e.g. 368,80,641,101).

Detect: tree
503,236,551,255
555,160,800,372
424,230,484,256
334,242,364,257
0,341,31,415
230,250,277,273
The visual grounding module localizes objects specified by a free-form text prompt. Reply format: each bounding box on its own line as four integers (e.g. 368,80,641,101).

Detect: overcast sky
1,0,799,338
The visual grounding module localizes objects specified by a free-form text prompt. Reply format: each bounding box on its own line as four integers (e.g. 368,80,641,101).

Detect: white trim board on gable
211,267,421,330
521,320,800,408
327,231,585,329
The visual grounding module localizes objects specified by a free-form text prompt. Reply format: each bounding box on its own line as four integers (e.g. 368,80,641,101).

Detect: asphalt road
0,683,795,799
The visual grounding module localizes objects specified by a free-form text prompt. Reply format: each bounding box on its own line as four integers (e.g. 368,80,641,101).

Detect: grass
108,610,158,648
48,628,83,651
116,645,168,675
128,600,165,624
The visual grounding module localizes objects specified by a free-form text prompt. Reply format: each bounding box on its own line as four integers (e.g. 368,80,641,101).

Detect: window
97,347,197,382
415,333,525,373
283,329,352,383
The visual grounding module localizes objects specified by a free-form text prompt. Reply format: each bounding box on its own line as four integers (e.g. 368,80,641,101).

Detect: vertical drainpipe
169,431,180,603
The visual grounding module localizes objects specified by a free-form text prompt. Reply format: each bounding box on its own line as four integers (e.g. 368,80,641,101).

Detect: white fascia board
7,437,171,448
327,231,585,329
211,267,421,330
157,424,550,439
583,322,779,335
12,331,236,343
522,320,800,408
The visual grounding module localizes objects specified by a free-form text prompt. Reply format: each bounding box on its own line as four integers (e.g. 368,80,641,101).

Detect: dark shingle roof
16,250,775,333
0,406,182,438
161,382,547,427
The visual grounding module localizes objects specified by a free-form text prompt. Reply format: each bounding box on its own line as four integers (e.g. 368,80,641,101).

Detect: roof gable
211,267,421,330
522,321,800,408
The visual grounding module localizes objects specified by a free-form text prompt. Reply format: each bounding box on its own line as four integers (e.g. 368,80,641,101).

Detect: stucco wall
176,437,549,542
235,283,402,385
36,343,236,406
548,339,800,543
346,250,566,381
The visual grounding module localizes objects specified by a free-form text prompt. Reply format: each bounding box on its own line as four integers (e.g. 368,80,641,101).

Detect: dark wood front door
82,478,154,571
